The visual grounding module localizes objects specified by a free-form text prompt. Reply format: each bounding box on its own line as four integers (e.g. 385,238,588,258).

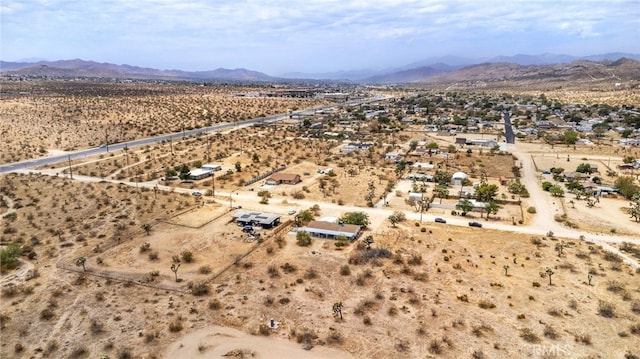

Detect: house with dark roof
232,212,281,228
301,220,361,240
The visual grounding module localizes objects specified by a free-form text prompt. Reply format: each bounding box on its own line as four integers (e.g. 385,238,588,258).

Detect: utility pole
105,128,109,152
68,155,73,179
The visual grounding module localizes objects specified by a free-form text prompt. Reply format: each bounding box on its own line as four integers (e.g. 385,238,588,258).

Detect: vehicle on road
468,221,482,228
434,217,447,224
288,210,296,215
192,191,202,197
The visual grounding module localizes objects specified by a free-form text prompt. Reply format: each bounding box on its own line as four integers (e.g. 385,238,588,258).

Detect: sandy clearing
164,326,354,359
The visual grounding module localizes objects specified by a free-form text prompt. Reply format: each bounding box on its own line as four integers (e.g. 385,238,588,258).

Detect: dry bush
208,299,222,310
629,323,640,335
267,265,280,278
190,281,210,296
478,300,496,309
339,265,351,276
520,328,540,343
598,300,616,318
575,333,592,345
348,247,392,265
544,324,559,339
294,328,318,344
168,319,183,332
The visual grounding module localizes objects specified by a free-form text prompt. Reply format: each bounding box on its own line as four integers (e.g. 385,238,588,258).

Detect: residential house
266,173,301,185
301,220,361,240
232,212,281,228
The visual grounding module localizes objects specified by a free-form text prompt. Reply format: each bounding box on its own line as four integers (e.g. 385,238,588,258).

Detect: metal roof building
232,212,281,228
301,220,361,240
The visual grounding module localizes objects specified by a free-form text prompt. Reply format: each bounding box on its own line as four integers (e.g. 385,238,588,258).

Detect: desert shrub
304,268,318,279
471,323,493,337
527,206,536,214
267,265,280,278
517,314,525,320
69,346,88,358
191,281,210,296
520,328,540,343
118,348,133,359
544,324,559,339
168,320,183,332
575,333,592,345
547,308,562,317
279,297,290,305
532,281,541,287
472,350,485,359
295,328,318,344
428,339,442,354
296,231,312,247
598,300,615,318
602,251,623,262
208,299,221,310
90,319,104,335
199,265,212,274
280,262,297,274
478,300,496,309
324,330,343,345
40,308,55,321
258,324,271,336
181,251,194,263
629,323,640,335
348,247,392,265
407,254,423,265
139,242,151,253
631,301,640,314
148,251,159,261
339,265,351,276
607,281,625,293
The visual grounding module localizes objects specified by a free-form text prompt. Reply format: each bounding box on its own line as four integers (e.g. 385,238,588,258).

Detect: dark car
434,217,447,224
242,226,254,233
468,221,482,228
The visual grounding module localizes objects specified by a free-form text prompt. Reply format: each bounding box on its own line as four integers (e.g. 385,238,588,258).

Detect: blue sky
1,0,639,74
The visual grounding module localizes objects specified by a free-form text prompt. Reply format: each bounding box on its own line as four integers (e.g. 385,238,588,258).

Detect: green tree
562,130,579,145
252,153,260,163
409,141,418,151
542,181,553,191
340,212,371,227
476,183,498,202
434,171,452,186
629,194,640,222
388,211,406,227
447,144,457,153
0,244,22,271
549,185,564,197
235,161,242,172
486,201,501,219
614,176,640,199
296,231,312,246
296,210,315,225
435,185,449,204
456,199,473,215
576,163,593,174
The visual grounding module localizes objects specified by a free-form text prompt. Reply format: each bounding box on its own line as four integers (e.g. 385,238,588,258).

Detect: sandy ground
165,326,353,359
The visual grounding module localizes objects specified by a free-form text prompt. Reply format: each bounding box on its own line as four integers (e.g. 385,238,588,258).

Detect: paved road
503,111,515,144
0,94,390,174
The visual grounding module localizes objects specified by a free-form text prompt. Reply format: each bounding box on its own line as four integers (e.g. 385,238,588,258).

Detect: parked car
192,191,202,197
242,226,253,233
288,209,297,215
468,221,482,228
434,217,446,224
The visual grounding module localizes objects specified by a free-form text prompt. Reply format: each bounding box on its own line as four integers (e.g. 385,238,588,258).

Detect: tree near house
476,183,498,203
432,185,447,204
234,161,242,172
576,163,593,174
296,210,315,225
549,185,564,197
388,211,406,227
456,199,473,216
562,130,579,145
296,231,312,247
615,176,640,199
486,201,501,219
340,212,370,227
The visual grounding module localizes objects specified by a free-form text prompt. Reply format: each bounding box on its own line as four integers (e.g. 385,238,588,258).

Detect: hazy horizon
2,0,639,75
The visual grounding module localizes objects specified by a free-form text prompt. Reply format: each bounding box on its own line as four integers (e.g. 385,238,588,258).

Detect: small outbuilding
451,171,468,186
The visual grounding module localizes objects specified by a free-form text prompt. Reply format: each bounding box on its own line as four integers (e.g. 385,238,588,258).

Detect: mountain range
1,52,639,84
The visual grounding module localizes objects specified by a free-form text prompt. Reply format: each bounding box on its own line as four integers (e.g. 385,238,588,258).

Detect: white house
451,172,468,186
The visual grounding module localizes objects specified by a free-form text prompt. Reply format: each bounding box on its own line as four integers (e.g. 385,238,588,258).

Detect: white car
288,210,296,215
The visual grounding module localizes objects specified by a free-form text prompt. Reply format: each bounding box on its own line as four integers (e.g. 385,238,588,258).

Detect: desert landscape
1,77,640,359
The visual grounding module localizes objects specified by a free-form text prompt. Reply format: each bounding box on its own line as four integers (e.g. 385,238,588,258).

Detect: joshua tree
555,241,565,257
76,256,86,272
588,274,593,286
333,302,343,320
363,235,374,250
141,223,151,236
503,264,510,276
170,263,181,282
545,267,555,285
